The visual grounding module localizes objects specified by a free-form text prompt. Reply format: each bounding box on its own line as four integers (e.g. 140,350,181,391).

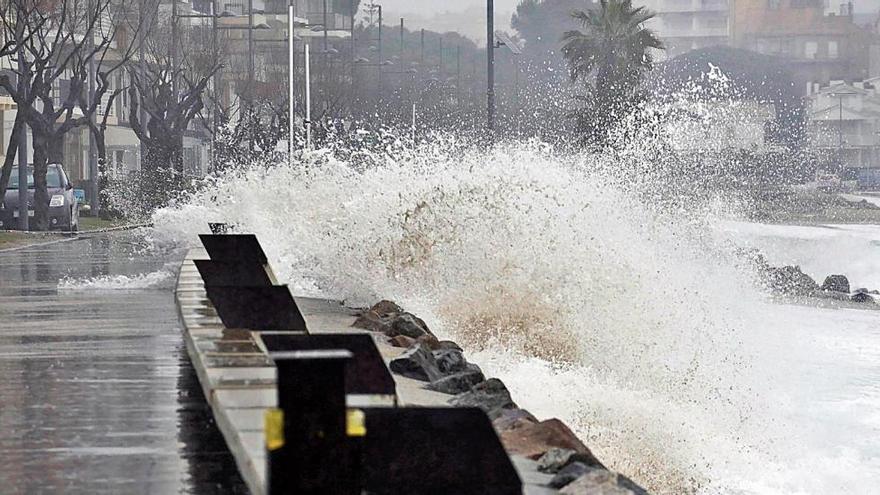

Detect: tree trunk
48,133,64,164
141,140,184,211
93,129,111,219
31,129,50,231
0,114,24,200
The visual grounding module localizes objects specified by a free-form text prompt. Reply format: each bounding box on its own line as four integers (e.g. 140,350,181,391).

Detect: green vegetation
0,232,56,250
78,216,125,232
561,0,663,147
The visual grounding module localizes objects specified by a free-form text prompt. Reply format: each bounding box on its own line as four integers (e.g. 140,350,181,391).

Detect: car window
7,167,62,189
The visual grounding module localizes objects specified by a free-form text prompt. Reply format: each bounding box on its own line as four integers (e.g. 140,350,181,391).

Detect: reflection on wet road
0,231,246,494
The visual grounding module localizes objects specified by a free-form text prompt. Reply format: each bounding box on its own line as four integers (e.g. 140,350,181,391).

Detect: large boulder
450,378,517,419
388,313,433,339
492,408,539,432
537,447,603,473
499,418,597,460
851,291,875,304
369,300,403,316
389,344,442,381
426,365,486,394
559,468,648,495
549,462,592,489
352,310,392,333
432,348,468,374
821,274,850,293
436,340,463,351
389,335,417,348
766,265,818,296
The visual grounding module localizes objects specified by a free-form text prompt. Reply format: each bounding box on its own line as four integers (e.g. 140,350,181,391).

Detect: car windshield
7,167,62,190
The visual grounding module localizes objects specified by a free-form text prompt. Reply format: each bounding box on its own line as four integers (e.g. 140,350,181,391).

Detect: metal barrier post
266,349,358,495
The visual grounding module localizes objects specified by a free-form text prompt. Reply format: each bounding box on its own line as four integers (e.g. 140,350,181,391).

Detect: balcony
659,0,728,13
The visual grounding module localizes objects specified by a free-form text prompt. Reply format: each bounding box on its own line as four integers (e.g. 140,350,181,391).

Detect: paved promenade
0,232,246,494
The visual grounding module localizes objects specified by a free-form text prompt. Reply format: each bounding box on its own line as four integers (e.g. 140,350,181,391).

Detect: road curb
0,223,153,253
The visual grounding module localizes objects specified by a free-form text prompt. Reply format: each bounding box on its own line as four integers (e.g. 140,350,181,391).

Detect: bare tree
0,3,40,202
126,3,219,208
0,0,135,230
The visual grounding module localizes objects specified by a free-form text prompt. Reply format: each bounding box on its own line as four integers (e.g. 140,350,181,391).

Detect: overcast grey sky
371,0,521,45
372,0,877,46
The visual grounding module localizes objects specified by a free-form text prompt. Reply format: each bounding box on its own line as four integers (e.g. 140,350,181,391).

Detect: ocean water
151,142,880,494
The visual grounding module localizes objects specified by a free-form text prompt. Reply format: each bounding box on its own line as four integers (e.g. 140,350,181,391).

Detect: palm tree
560,0,663,145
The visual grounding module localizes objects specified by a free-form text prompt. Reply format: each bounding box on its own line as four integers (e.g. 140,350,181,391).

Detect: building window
223,2,244,15
184,147,202,177
112,150,125,178
767,0,780,9
828,41,839,59
805,41,818,59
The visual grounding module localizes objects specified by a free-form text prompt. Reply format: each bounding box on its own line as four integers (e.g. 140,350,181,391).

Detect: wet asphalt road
0,231,247,494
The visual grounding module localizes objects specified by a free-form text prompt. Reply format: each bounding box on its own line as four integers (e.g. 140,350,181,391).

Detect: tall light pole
289,0,296,165
305,43,312,149
248,0,254,152
829,89,858,168
377,5,383,109
486,0,495,140
88,0,99,216
17,47,28,231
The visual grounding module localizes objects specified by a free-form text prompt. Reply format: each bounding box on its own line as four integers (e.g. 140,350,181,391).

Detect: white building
807,79,880,182
638,0,731,58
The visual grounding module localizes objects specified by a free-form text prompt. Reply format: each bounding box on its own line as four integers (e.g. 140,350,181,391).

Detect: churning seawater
150,141,880,495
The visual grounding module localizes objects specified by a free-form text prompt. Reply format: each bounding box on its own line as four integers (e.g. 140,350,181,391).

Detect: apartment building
731,0,877,92
807,78,880,175
639,0,731,57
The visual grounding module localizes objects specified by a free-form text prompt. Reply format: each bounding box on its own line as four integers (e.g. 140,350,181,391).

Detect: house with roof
807,79,880,183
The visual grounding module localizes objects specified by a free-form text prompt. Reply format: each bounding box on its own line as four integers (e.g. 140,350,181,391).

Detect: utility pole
88,44,99,215
323,0,329,57
487,0,495,139
377,5,383,108
439,36,443,78
420,28,424,67
171,0,179,99
17,47,28,231
289,0,296,164
456,45,461,107
248,0,254,152
88,0,99,215
350,0,356,97
305,44,312,149
399,18,404,59
212,0,219,172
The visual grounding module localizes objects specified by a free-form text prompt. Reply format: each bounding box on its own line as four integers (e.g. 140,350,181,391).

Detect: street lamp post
248,0,254,152
289,0,296,165
486,0,495,140
829,89,858,168
377,5,383,109
17,50,28,230
87,0,99,216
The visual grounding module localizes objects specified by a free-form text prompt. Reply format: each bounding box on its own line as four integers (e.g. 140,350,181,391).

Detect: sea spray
152,139,790,493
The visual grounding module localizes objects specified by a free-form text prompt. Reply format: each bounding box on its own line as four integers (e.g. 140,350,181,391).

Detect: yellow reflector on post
265,408,285,451
346,408,366,437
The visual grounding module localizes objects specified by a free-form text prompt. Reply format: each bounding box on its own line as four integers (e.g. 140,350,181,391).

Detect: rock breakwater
354,300,650,494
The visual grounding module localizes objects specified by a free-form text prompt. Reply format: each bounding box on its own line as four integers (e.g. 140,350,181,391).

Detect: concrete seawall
174,247,562,494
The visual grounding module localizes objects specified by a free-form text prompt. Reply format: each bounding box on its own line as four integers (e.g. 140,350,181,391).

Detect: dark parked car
1,164,79,231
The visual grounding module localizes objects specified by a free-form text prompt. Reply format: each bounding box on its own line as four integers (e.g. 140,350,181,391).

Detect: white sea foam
58,267,177,291
149,115,880,492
